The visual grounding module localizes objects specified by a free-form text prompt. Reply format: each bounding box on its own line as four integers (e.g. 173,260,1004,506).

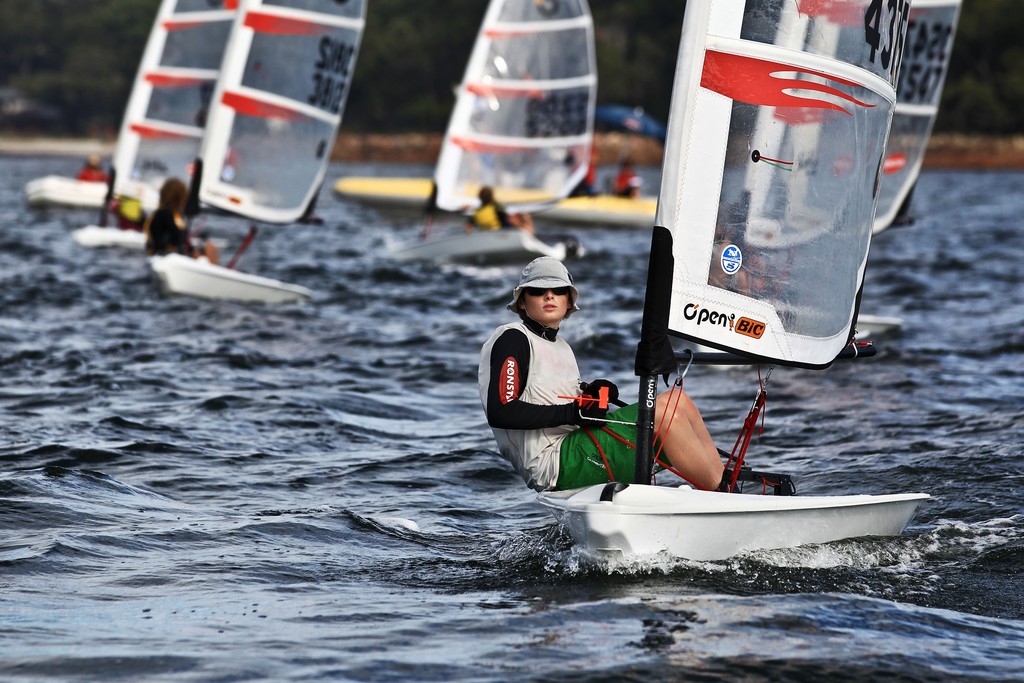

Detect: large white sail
873,0,961,233
112,0,238,202
433,0,597,213
197,0,366,224
647,0,911,369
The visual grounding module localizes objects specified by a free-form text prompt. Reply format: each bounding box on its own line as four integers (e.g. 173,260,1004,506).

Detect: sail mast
634,226,677,484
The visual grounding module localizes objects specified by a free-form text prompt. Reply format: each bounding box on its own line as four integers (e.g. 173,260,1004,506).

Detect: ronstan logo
500,357,519,404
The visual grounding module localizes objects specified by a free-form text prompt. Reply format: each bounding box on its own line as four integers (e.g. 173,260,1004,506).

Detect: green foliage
0,0,1012,136
0,0,156,134
938,0,1024,134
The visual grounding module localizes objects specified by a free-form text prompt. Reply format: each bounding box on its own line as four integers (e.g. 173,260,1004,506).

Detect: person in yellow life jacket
109,194,145,231
466,186,534,235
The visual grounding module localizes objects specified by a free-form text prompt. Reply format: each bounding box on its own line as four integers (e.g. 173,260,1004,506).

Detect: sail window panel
875,112,932,216
707,88,888,338
241,26,360,116
217,113,333,211
261,0,365,20
736,0,906,88
452,143,585,206
497,0,588,22
466,85,590,139
485,29,592,81
145,81,216,129
161,20,234,70
173,0,235,12
131,137,200,185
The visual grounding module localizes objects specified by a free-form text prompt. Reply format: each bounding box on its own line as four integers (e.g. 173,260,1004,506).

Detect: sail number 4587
864,0,911,83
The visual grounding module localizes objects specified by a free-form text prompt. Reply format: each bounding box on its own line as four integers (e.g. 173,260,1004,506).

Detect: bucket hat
507,257,579,312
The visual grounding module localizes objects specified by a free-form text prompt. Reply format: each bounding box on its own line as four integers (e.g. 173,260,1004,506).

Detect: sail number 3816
864,0,911,83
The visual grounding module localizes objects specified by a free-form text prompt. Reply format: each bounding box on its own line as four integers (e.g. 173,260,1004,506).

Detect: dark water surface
2,156,1023,682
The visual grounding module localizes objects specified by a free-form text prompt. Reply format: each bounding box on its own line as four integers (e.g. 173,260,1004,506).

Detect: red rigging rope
722,365,772,493
567,359,779,492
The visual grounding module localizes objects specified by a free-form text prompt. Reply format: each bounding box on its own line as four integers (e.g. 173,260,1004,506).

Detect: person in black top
144,178,218,263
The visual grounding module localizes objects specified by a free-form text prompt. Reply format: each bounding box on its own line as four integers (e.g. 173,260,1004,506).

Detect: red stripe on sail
164,20,206,30
883,153,908,174
484,28,537,39
701,50,874,116
145,73,209,88
130,124,194,140
797,0,863,26
467,83,544,100
450,136,532,154
221,91,304,121
244,11,330,36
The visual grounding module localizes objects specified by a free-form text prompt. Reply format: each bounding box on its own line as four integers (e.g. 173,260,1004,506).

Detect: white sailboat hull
25,175,107,210
150,253,311,304
855,314,904,338
392,229,572,265
539,483,929,562
72,225,147,249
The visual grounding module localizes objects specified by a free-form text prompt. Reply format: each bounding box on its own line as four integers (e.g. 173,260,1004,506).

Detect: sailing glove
573,378,620,426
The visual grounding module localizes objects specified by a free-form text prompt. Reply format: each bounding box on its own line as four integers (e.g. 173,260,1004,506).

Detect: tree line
0,0,1017,137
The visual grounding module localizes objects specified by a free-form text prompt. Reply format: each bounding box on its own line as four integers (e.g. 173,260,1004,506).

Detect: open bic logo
683,303,767,340
735,317,766,339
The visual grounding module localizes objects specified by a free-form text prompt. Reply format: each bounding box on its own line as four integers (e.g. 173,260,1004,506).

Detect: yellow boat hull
332,176,655,227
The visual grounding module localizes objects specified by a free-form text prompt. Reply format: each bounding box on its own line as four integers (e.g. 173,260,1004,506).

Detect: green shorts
556,403,658,490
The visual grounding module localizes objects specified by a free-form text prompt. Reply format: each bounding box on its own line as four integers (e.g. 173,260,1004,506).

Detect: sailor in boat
568,147,599,197
108,194,145,232
479,257,727,493
466,185,535,235
612,159,641,199
144,178,219,264
76,154,109,183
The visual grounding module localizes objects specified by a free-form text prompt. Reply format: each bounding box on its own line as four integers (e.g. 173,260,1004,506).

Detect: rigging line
760,159,793,171
751,150,794,171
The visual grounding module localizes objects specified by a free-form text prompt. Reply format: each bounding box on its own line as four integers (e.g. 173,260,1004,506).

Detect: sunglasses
524,286,571,297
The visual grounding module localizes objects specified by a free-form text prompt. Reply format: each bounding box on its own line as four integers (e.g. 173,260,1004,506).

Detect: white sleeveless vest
479,321,580,491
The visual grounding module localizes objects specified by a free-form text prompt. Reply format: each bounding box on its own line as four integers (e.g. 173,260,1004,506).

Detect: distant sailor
466,186,534,235
478,257,726,492
144,178,218,264
76,154,108,183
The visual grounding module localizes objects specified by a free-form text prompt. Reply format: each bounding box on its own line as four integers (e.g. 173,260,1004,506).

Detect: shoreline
3,132,1023,170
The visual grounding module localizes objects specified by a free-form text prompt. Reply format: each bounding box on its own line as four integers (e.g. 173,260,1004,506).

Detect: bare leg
654,388,724,490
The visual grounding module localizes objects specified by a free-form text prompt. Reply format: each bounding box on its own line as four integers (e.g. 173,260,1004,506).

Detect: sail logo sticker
700,50,874,116
721,244,742,275
684,304,767,339
735,318,767,339
500,357,520,404
883,153,907,174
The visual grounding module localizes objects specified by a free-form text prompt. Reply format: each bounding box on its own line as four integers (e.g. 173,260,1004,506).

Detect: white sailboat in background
24,167,110,211
857,0,962,336
73,0,240,249
150,0,366,304
391,0,595,264
540,0,928,562
32,0,237,217
874,0,962,234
